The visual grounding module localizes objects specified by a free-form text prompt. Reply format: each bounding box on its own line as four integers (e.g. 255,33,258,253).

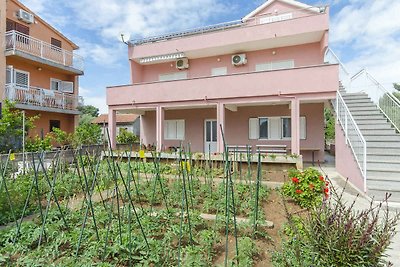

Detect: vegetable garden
0,143,398,266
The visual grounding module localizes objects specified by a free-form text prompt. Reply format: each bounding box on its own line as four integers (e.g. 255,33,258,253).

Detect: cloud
331,0,400,86
79,87,108,114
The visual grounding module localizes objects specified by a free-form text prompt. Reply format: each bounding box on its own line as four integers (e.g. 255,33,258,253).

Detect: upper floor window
256,60,294,72
6,19,29,35
211,67,227,76
51,38,62,50
50,78,74,93
159,72,187,82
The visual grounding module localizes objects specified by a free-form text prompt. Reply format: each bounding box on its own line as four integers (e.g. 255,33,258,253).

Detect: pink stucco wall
335,123,365,191
140,103,324,162
250,1,319,20
135,43,323,83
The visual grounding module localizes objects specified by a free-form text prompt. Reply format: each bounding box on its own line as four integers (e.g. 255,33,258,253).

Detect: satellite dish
119,31,131,44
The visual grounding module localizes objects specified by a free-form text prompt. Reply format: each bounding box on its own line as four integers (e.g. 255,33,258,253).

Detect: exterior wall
137,43,323,83
6,57,75,91
140,104,324,161
25,110,75,137
250,1,317,19
6,0,75,52
335,123,365,191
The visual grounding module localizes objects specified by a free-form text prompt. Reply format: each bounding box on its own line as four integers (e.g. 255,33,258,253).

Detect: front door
204,120,217,153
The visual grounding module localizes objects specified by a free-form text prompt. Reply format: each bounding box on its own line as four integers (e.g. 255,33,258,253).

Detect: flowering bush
282,168,328,208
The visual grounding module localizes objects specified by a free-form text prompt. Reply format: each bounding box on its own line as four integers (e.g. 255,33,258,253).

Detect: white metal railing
336,91,367,192
131,6,327,46
4,83,79,111
349,69,400,132
5,30,84,72
324,48,351,88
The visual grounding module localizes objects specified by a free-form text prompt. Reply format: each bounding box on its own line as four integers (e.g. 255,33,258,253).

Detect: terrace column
156,106,164,151
108,109,117,149
217,103,225,153
291,98,300,155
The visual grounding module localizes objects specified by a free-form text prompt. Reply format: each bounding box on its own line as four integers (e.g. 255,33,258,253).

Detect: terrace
5,30,84,75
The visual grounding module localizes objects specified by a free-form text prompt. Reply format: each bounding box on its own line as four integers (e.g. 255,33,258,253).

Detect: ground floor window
249,116,306,140
164,120,185,140
50,120,60,132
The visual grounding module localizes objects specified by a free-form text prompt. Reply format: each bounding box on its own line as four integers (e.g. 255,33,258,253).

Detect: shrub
25,135,52,152
116,128,139,144
273,184,400,267
73,122,102,146
282,168,327,208
51,128,73,148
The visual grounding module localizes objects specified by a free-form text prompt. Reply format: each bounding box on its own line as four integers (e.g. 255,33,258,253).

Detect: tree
73,122,102,146
78,105,99,118
393,83,400,101
0,101,37,153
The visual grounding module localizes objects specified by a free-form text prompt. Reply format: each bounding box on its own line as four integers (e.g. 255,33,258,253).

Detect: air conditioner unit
176,58,189,70
232,54,247,66
17,9,34,24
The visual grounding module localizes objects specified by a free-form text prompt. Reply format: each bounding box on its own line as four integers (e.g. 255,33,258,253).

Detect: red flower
296,189,303,194
309,183,315,190
324,187,329,193
319,176,324,181
325,181,329,186
324,192,329,198
292,177,299,183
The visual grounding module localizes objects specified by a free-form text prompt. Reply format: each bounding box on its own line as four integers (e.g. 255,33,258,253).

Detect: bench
226,145,252,153
288,147,321,166
256,145,287,154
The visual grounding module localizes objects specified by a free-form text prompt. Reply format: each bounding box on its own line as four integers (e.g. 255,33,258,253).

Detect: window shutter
255,63,272,72
271,60,294,70
211,67,227,76
269,117,281,139
249,118,259,140
61,81,74,93
14,70,29,89
300,117,307,139
176,120,185,140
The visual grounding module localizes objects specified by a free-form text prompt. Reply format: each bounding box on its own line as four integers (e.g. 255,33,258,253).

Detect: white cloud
79,87,108,114
331,0,400,86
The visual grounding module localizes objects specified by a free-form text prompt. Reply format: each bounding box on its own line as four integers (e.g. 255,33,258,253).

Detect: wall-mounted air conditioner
176,58,189,70
17,9,34,24
232,54,247,66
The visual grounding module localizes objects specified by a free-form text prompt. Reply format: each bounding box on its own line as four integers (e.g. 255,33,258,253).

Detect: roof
11,0,79,49
242,0,320,22
92,114,140,124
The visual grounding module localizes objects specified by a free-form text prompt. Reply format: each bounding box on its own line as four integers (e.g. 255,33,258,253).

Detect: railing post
12,31,16,51
40,40,43,57
40,89,43,106
344,113,348,145
363,144,367,192
62,94,65,109
63,51,66,65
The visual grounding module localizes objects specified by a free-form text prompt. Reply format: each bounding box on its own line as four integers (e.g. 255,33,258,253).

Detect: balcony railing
4,83,79,111
5,30,84,72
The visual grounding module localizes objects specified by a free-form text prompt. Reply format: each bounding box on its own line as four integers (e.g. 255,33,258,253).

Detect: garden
0,144,398,266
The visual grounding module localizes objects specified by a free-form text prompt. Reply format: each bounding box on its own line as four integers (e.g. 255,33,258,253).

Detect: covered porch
108,94,332,163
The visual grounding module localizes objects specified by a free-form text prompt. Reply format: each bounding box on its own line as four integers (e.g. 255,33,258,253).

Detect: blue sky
20,0,400,113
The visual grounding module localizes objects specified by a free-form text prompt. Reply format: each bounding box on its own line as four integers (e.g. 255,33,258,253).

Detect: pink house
107,0,339,163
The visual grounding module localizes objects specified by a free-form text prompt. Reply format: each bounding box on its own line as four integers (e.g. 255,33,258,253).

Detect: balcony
5,31,84,75
130,8,329,60
4,83,80,114
107,64,339,106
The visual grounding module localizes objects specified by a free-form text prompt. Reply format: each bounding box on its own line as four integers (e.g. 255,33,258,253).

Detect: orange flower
309,183,315,190
296,189,303,194
319,176,324,181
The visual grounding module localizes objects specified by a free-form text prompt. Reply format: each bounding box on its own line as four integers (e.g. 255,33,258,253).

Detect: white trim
242,0,319,22
164,119,185,140
50,78,61,91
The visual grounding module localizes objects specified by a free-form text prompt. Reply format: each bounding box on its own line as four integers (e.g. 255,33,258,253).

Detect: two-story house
0,0,83,138
106,0,339,163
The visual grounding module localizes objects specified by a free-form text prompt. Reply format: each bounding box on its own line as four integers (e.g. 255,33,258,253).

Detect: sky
20,0,400,114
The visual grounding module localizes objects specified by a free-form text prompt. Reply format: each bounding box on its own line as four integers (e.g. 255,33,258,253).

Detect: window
51,38,62,50
159,72,187,82
259,118,268,139
211,67,227,76
249,116,307,140
14,69,29,89
50,120,60,132
255,60,294,72
164,120,185,140
50,78,61,91
6,19,30,35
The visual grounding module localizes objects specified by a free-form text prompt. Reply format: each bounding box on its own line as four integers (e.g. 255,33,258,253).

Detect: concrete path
319,165,400,266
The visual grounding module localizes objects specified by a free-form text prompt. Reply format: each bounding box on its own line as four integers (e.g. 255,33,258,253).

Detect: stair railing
336,91,367,192
349,69,400,132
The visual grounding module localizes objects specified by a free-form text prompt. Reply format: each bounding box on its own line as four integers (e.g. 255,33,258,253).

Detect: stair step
368,161,400,170
353,115,387,120
342,95,370,100
355,120,389,125
360,129,396,135
348,106,380,111
366,141,400,147
344,99,373,104
368,170,400,179
357,124,393,130
367,154,400,162
364,135,400,141
367,189,400,202
367,147,400,154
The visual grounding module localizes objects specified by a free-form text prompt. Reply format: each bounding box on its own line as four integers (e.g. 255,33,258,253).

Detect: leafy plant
73,122,102,146
281,168,327,208
25,134,52,152
116,128,139,144
51,127,73,148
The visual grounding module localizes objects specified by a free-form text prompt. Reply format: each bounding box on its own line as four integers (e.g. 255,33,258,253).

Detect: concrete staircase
342,92,400,202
